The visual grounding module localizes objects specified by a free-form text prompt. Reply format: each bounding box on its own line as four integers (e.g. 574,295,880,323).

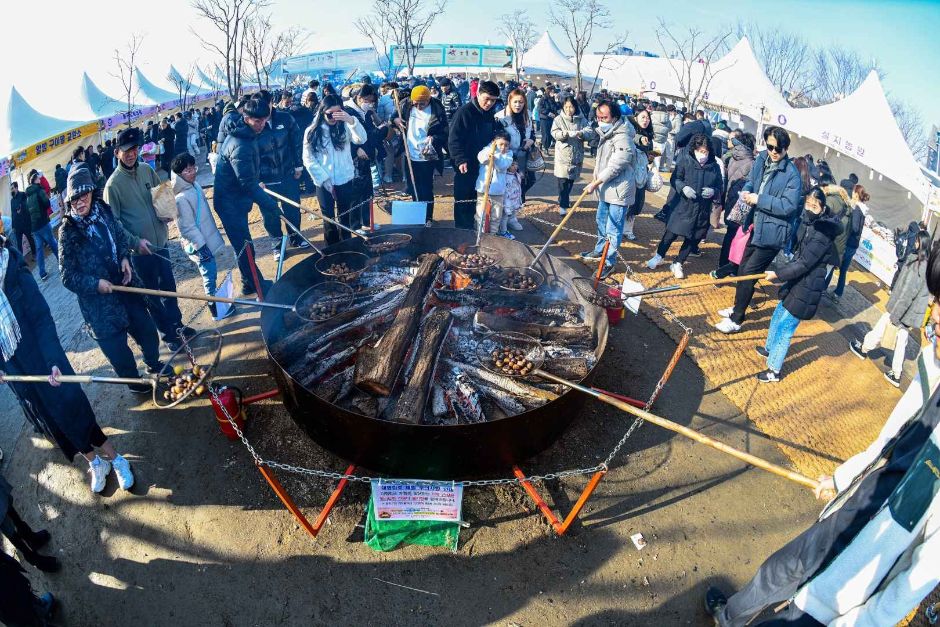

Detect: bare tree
244,12,309,89
586,32,629,96
811,47,879,104
355,12,404,78
655,19,733,113
111,33,144,127
890,98,929,162
356,0,445,78
496,10,537,81
549,0,612,92
190,0,270,98
168,64,198,113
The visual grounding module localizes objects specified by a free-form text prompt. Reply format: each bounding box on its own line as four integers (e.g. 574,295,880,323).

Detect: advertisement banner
0,158,10,178
371,480,463,522
12,120,102,167
392,44,513,69
854,225,898,286
100,105,160,131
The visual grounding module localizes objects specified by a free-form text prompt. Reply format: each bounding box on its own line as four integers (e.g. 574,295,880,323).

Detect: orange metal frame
514,329,691,535
256,463,357,538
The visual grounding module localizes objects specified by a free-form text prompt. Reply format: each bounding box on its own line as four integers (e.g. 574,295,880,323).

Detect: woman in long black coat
647,134,723,279
0,235,135,494
1,471,59,572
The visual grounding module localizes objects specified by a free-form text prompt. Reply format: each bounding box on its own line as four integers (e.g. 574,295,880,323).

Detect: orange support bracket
512,466,607,536
256,463,356,539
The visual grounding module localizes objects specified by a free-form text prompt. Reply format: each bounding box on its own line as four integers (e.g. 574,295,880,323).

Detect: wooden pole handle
476,144,497,244
392,91,418,201
109,285,293,311
621,273,767,298
533,369,819,490
529,186,592,269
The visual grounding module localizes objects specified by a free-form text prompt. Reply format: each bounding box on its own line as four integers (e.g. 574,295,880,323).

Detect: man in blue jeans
24,172,58,281
104,127,194,351
578,101,635,280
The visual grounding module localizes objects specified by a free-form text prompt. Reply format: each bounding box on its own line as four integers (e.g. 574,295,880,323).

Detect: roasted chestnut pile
498,270,539,291
490,348,535,376
588,292,622,308
307,300,341,321
325,262,352,275
454,252,495,270
162,364,207,402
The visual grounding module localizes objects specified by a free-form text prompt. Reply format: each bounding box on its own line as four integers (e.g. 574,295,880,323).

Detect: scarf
71,203,118,264
0,248,23,361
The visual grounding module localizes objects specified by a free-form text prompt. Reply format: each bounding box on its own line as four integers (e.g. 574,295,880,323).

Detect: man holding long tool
394,86,448,226
705,243,940,626
448,80,499,230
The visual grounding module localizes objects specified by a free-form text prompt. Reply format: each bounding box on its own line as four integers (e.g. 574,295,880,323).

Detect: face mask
696,152,708,164
598,121,613,132
360,102,374,112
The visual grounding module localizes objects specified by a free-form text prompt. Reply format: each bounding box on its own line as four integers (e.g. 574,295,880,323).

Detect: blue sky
2,0,938,132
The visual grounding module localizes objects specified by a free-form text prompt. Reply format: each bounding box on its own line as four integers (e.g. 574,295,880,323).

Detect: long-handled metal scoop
108,281,354,324
475,331,819,490
621,273,767,299
528,187,592,270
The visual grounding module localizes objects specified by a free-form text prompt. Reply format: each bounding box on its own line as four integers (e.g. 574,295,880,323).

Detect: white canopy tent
777,71,928,228
135,68,180,106
1,87,92,157
196,66,225,91
77,72,128,118
519,32,576,78
699,38,790,123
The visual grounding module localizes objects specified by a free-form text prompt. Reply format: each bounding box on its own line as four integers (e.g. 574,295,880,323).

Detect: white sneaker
88,456,111,494
717,307,734,318
670,262,684,279
111,454,135,491
646,254,664,270
559,207,567,216
715,318,742,334
508,215,524,231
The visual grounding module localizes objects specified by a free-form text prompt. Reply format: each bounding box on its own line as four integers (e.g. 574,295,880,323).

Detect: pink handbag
728,225,752,265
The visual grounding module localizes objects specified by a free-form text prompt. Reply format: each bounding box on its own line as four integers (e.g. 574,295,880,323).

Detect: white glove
682,186,697,200
701,187,715,199
321,179,333,193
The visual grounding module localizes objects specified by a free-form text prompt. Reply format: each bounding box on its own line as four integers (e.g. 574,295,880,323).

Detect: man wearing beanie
448,80,499,230
212,97,277,296
104,127,194,351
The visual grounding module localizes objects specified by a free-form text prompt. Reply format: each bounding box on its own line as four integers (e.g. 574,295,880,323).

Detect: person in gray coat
550,96,595,217
650,104,672,171
851,231,933,387
578,101,635,279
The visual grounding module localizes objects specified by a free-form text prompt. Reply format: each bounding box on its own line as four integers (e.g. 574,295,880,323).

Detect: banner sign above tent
392,44,513,69
0,158,9,178
277,47,380,76
12,120,101,167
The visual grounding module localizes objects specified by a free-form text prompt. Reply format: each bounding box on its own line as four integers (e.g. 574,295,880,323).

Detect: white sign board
853,226,897,286
371,480,463,522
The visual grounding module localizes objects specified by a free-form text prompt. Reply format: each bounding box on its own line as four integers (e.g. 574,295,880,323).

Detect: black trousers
133,247,184,342
628,186,647,218
557,177,575,209
0,551,44,626
315,181,354,246
656,229,696,263
540,118,554,149
717,221,742,271
214,195,266,293
95,298,162,380
265,177,302,241
453,166,478,230
731,244,779,324
407,160,436,221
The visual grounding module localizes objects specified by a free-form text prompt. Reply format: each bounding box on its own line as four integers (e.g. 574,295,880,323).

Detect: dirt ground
1,158,827,626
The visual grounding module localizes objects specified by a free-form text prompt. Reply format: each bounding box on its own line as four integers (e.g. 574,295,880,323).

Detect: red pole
513,466,563,533
245,244,264,302
311,464,356,536
557,470,606,535
241,388,281,405
256,464,317,538
593,241,611,289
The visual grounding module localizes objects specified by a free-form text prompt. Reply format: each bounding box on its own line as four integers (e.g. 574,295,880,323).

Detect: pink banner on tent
0,158,10,177
101,105,160,130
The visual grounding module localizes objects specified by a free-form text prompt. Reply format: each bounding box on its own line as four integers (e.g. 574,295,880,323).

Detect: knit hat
410,85,431,103
66,166,95,202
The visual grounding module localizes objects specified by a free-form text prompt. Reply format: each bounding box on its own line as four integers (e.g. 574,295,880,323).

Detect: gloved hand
197,245,214,263
682,186,697,200
321,179,333,193
701,187,715,199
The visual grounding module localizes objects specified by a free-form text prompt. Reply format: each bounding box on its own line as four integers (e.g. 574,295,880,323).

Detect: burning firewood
387,308,454,424
355,253,444,396
472,311,594,346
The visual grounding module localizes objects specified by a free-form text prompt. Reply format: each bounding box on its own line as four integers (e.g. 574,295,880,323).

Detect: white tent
699,38,790,122
1,87,92,157
777,71,928,227
134,68,180,105
519,32,576,78
196,66,224,91
78,72,129,118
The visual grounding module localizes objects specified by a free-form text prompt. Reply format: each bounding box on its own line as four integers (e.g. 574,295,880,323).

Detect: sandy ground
0,157,842,626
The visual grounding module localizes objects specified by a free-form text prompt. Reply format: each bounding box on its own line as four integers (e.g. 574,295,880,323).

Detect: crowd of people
1,70,938,625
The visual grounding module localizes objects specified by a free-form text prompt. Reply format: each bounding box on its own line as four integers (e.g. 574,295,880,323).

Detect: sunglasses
766,143,784,154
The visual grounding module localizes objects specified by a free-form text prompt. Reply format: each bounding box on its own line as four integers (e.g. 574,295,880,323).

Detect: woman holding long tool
393,86,448,226
60,167,164,399
303,94,367,245
0,230,135,494
753,186,841,383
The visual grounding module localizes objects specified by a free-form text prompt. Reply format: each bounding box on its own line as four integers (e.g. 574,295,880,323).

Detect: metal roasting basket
293,281,355,323
315,252,373,283
363,232,412,254
571,276,626,311
475,331,546,379
153,329,223,408
444,245,500,276
490,266,545,293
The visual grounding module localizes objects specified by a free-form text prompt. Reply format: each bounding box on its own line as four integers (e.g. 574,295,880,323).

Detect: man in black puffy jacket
212,98,278,296
254,91,306,259
447,80,499,230
173,112,190,157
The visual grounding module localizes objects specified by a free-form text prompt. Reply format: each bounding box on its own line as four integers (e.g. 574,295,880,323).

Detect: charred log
387,308,453,424
472,311,594,346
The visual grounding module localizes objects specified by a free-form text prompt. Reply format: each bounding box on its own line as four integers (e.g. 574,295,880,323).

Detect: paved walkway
520,189,903,479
